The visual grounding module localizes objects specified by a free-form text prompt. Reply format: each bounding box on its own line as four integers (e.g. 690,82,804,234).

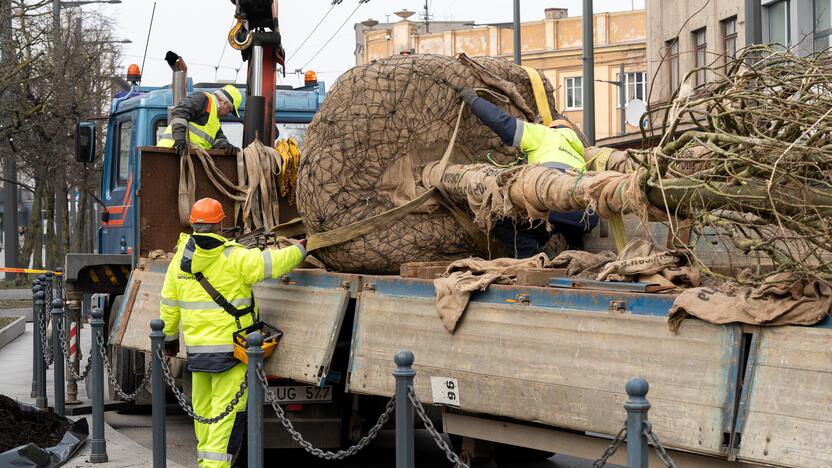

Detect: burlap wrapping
297,54,559,273
668,273,832,332
434,239,699,333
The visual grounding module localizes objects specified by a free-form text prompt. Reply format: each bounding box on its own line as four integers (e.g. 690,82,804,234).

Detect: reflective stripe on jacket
159,232,305,373
158,92,221,149
516,122,585,168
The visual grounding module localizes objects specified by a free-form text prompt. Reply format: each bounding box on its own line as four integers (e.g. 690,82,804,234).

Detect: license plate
271,385,333,404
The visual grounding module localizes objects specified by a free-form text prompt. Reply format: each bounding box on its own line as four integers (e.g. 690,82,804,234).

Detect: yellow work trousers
192,363,248,468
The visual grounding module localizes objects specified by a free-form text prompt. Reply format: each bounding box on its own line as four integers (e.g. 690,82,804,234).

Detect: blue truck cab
66,79,324,296
97,79,324,260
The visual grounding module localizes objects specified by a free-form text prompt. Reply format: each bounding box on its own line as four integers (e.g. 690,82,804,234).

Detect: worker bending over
159,84,243,156
458,87,599,256
160,198,306,467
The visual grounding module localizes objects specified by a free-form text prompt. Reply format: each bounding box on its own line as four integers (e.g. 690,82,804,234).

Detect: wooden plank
400,261,452,278
116,279,141,344
116,264,349,385
349,292,740,456
515,268,567,287
737,326,832,467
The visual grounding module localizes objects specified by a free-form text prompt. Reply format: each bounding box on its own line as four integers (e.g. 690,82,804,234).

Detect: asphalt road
106,412,606,468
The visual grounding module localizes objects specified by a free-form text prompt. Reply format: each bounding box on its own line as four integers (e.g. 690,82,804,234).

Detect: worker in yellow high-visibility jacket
159,198,306,467
458,87,599,256
158,84,243,156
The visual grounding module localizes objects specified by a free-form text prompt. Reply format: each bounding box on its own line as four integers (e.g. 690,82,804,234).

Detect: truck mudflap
348,276,744,458
111,264,352,385
734,322,832,467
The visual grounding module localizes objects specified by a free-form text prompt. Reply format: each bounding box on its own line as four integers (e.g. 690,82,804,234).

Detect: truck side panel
111,262,349,385
736,325,832,467
348,278,742,457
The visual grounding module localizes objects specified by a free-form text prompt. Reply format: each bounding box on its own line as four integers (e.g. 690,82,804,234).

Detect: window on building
114,120,132,187
615,72,646,107
565,77,582,109
722,17,738,65
693,28,707,87
815,0,832,51
767,0,790,51
666,38,679,91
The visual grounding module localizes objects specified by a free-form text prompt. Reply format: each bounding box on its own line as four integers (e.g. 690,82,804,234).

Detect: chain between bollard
38,306,54,366
96,334,149,401
644,421,677,468
154,347,245,424
257,363,393,460
591,426,627,468
406,387,469,468
56,319,93,381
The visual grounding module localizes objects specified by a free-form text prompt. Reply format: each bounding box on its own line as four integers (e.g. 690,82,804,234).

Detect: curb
0,315,25,351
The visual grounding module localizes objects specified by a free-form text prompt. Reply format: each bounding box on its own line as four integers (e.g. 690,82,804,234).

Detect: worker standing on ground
458,87,599,256
158,83,243,156
159,198,306,467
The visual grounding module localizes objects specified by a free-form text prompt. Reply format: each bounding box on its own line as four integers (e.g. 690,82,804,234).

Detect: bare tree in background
0,0,121,272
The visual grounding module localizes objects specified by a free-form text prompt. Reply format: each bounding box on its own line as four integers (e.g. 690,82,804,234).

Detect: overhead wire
300,0,369,70
286,0,343,64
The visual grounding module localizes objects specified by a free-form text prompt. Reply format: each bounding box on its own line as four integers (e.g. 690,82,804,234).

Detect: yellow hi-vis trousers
192,363,248,468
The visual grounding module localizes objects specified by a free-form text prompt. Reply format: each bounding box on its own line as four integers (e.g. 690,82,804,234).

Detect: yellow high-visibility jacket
160,232,305,373
517,122,585,168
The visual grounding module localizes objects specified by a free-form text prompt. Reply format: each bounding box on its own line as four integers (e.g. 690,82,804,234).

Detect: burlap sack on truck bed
296,54,562,273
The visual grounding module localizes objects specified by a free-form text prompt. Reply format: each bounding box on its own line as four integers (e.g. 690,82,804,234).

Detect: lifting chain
592,427,627,467
155,347,246,424
644,421,677,468
97,334,149,401
56,319,93,381
406,387,469,468
257,363,393,460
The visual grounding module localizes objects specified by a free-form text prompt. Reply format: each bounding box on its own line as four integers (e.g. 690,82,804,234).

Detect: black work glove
458,87,478,106
172,138,188,156
163,338,180,357
224,144,240,156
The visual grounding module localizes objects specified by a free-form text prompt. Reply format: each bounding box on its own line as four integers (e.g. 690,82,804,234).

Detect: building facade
647,0,821,106
357,8,647,141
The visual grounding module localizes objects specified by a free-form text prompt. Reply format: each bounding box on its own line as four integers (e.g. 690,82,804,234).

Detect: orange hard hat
189,198,225,224
548,119,573,129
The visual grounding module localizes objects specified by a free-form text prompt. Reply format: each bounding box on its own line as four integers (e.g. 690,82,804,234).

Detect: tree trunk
73,187,86,253
44,174,57,269
19,176,42,268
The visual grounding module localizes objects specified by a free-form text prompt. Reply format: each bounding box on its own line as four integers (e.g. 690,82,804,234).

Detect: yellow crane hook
228,16,252,50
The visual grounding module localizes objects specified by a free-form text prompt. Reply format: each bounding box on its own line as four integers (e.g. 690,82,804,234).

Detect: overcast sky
88,0,645,87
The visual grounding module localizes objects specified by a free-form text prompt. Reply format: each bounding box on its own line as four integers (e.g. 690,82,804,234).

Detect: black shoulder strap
193,272,257,328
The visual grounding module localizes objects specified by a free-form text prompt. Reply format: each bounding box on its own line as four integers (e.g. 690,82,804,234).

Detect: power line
300,0,369,70
286,0,343,64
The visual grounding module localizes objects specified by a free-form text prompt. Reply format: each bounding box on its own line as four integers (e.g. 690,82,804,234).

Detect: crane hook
228,16,252,50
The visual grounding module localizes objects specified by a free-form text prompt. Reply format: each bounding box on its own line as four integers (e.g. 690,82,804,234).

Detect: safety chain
592,427,627,468
407,387,469,468
38,306,54,366
56,319,93,381
155,347,246,424
97,334,149,401
644,421,677,468
257,363,393,460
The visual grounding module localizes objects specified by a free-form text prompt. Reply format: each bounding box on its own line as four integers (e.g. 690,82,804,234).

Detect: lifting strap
583,147,629,252
521,66,554,125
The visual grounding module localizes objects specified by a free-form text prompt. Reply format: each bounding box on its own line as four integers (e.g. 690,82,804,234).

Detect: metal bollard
150,319,167,468
625,377,651,468
31,280,41,398
393,350,415,468
52,298,66,416
34,289,48,410
247,332,264,468
89,308,108,463
44,271,53,306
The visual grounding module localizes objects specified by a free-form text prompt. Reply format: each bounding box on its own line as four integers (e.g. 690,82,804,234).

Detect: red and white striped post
65,297,82,405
